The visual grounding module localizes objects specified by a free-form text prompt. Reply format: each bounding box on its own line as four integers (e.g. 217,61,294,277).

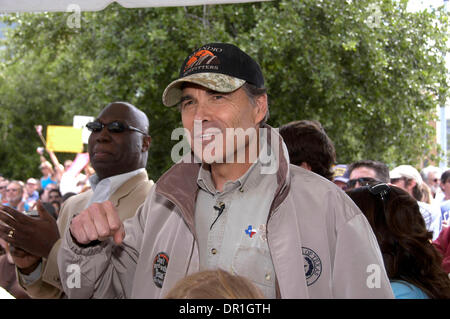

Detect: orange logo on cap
184,50,218,72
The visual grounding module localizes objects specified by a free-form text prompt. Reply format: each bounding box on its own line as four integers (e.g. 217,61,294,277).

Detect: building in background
408,0,449,169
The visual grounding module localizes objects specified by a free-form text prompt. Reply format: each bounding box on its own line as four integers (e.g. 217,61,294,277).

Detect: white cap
390,165,423,185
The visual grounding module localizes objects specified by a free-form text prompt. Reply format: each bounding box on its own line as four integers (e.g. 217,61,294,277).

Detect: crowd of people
0,148,93,218
0,146,97,298
330,162,450,298
0,42,449,300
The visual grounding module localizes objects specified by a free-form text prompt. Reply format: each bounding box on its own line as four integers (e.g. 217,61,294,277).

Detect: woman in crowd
433,226,450,275
347,183,450,299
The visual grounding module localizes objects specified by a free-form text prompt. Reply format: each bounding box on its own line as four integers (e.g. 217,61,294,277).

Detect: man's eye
180,100,193,109
212,95,224,100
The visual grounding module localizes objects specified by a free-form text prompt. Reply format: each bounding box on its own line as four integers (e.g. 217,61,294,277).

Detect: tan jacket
59,127,394,299
18,171,154,298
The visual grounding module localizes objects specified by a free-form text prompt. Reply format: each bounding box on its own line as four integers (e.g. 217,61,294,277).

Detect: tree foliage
0,0,448,181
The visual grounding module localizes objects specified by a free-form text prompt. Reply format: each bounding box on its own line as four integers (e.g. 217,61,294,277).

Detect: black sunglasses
86,121,148,136
346,177,380,189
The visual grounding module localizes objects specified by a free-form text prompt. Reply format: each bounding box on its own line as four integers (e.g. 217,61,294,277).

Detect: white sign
73,115,94,144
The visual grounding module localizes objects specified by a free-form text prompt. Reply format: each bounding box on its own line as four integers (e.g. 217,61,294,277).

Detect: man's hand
0,201,60,258
69,201,125,245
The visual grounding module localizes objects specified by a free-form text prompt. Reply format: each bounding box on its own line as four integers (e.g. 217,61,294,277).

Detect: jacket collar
109,170,151,207
265,123,291,216
155,124,291,233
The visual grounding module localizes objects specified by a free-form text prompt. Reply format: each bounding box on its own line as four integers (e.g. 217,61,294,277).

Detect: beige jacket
59,127,394,299
18,171,154,298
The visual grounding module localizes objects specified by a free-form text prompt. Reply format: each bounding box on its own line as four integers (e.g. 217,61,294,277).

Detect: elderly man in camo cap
59,43,394,299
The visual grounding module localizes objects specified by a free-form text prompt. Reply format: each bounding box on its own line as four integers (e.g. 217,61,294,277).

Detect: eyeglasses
86,121,148,136
346,177,380,190
6,188,19,192
390,177,408,185
368,182,390,205
0,186,6,190
367,182,390,218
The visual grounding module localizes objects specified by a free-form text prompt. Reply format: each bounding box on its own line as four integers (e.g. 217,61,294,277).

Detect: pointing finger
113,224,125,245
102,201,121,232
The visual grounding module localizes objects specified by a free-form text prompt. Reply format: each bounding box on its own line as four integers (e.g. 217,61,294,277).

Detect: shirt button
211,248,217,255
239,187,244,192
265,273,271,281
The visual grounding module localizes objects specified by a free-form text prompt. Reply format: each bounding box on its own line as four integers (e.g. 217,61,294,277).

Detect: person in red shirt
433,226,450,275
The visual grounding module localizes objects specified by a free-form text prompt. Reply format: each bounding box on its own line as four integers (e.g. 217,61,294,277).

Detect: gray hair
421,165,442,180
241,83,269,126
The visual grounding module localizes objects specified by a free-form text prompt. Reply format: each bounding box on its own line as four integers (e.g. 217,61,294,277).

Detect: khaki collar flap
109,170,150,207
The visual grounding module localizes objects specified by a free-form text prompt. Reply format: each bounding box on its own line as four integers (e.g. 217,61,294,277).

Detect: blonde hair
420,182,433,204
164,269,265,299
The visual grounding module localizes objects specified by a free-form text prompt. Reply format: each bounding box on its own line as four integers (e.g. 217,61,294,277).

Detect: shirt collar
196,132,276,195
196,163,259,195
89,168,146,195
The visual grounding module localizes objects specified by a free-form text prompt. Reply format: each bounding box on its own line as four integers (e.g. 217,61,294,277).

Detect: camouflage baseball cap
162,43,265,107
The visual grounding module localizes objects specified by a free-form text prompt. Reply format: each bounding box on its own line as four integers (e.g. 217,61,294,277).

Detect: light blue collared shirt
86,168,146,208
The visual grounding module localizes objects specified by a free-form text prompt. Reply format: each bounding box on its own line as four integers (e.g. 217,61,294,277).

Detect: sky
0,22,8,38
406,0,447,12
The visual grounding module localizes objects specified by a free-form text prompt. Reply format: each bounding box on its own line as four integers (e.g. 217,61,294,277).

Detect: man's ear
407,179,417,193
141,135,152,152
253,93,268,125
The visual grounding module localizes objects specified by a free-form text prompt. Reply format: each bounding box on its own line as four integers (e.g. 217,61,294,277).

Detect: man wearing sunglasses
346,160,390,191
0,102,154,299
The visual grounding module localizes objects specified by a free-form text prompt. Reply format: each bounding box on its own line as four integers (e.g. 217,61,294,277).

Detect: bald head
88,102,151,180
100,102,149,134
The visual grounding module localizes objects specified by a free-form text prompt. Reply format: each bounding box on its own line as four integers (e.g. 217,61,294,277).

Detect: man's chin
192,151,224,165
91,160,114,173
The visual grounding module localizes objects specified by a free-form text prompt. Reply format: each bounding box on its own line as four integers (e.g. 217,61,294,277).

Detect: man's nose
95,125,112,141
193,100,212,121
